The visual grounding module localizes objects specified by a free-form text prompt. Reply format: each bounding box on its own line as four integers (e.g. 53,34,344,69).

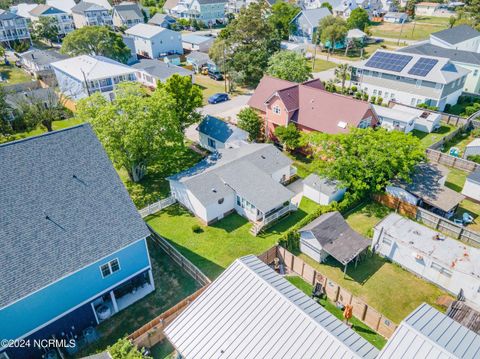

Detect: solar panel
408,57,439,77
365,52,413,73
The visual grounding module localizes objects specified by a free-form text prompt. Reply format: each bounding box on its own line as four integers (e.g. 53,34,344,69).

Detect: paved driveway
200,94,251,124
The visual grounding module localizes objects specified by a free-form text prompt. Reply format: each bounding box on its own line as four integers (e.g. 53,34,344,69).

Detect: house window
100,258,121,278
431,262,452,277
373,89,377,96
207,137,216,149
416,79,422,88
382,237,392,246
273,105,281,115
474,69,478,76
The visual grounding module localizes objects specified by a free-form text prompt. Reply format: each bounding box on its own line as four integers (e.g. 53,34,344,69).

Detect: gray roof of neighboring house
72,1,107,14
6,87,58,109
131,59,193,81
20,49,69,67
113,2,143,21
299,211,370,265
169,144,294,213
303,173,342,196
0,10,23,20
148,13,176,26
431,25,480,45
379,303,480,358
467,169,480,184
197,115,248,143
165,255,379,359
186,50,210,64
0,124,149,308
398,42,480,66
292,7,331,28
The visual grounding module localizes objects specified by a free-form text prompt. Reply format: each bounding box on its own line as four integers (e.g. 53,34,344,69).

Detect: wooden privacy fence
259,246,399,339
128,286,208,348
372,193,480,247
139,196,176,218
147,224,211,286
426,149,479,172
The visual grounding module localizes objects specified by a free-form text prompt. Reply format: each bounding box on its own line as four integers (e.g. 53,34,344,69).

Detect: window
207,137,216,149
100,259,121,278
416,79,422,88
410,98,416,106
474,69,479,76
273,105,281,115
431,262,452,277
373,89,377,96
382,237,392,246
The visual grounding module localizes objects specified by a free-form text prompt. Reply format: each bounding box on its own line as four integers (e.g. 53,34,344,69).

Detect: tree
61,26,131,63
0,86,12,139
449,15,457,28
266,51,312,82
334,63,350,90
406,0,416,18
318,16,347,56
209,2,280,87
305,128,425,200
237,107,263,141
30,16,59,46
346,8,370,31
321,2,333,12
274,124,300,151
158,74,203,132
108,338,151,359
268,2,300,40
76,82,184,182
461,0,480,27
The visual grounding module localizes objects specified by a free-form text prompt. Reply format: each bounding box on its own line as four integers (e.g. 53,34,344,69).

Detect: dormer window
273,105,281,115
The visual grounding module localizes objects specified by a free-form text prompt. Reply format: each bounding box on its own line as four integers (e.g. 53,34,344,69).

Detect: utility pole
223,42,227,93
397,17,406,46
81,69,91,97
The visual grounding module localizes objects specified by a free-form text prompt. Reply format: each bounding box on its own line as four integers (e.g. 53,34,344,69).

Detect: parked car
208,93,229,104
208,70,223,81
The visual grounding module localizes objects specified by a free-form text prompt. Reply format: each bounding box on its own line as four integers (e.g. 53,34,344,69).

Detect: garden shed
303,173,346,205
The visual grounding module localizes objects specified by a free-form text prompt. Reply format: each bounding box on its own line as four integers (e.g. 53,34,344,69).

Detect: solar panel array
365,52,413,72
408,57,439,77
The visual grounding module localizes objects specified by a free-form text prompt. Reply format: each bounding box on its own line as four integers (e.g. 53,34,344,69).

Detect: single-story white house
373,103,441,133
383,12,408,23
462,169,480,202
197,115,248,151
168,144,296,225
415,2,442,16
299,211,371,268
303,173,346,205
125,23,183,59
182,34,214,52
373,213,480,307
131,59,193,88
464,138,480,159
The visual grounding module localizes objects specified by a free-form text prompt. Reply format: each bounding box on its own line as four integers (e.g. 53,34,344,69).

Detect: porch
250,203,298,236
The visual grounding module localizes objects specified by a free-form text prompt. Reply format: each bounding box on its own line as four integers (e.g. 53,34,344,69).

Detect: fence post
312,270,316,285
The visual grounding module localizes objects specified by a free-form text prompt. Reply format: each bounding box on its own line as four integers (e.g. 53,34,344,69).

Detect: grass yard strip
75,239,199,358
0,64,33,84
369,21,448,41
297,253,449,323
286,276,387,349
146,198,322,279
193,74,248,104
307,58,337,72
411,124,457,149
344,201,392,238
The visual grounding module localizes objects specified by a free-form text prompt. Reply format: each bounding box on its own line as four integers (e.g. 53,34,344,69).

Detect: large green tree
158,74,203,132
61,26,131,63
76,82,184,182
334,63,350,91
318,16,348,55
268,1,300,40
305,128,425,200
266,51,312,82
346,8,370,31
0,86,12,139
108,338,151,359
209,2,280,87
274,123,300,151
30,16,59,46
237,107,263,141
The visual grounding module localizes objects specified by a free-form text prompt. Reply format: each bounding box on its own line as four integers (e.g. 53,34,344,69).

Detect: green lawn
411,124,457,149
307,58,337,72
194,74,248,104
298,252,449,323
344,201,392,238
441,129,476,157
287,152,316,178
369,20,448,41
0,64,33,85
146,197,321,279
150,341,175,359
286,276,387,349
75,239,199,358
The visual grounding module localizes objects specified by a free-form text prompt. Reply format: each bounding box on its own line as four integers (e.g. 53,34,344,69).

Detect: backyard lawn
146,197,322,279
307,58,337,72
369,18,448,41
298,252,449,323
411,124,457,149
286,276,387,349
344,201,392,238
76,239,199,358
0,64,33,84
441,128,477,157
194,74,248,104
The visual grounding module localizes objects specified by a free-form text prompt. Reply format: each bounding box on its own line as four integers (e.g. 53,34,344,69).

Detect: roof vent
211,188,217,193
337,121,347,129
261,155,266,159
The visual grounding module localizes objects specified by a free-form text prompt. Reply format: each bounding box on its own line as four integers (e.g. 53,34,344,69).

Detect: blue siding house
0,124,153,359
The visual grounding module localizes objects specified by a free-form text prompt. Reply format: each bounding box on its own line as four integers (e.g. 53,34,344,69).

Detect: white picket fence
139,196,176,218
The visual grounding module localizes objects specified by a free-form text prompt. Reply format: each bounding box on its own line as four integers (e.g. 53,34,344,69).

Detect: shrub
354,91,362,99
472,128,480,138
351,85,357,92
444,104,451,112
467,154,480,164
369,95,376,104
191,224,202,233
376,97,383,105
362,93,369,101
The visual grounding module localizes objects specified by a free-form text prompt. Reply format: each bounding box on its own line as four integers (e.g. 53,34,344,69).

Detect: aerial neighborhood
3,0,480,359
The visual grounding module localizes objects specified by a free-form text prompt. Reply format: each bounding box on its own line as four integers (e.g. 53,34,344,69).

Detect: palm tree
334,63,350,91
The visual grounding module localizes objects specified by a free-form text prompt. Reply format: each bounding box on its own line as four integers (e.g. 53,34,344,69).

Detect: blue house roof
0,124,149,308
197,115,243,143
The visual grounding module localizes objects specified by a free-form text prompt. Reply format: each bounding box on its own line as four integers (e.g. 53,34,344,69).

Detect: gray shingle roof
113,2,143,21
20,49,69,67
379,303,480,358
196,115,247,143
431,25,480,45
467,169,480,184
299,211,370,265
72,1,106,14
398,43,480,66
165,255,379,359
148,13,176,26
131,59,193,81
303,173,341,196
294,7,331,28
186,51,210,64
169,144,294,212
0,124,149,308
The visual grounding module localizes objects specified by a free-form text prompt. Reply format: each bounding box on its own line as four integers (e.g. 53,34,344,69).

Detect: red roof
250,75,375,134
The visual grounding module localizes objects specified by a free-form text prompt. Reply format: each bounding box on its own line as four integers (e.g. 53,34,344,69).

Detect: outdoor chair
463,212,474,225
311,282,325,300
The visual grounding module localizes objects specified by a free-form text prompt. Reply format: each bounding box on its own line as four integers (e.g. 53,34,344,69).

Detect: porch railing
250,203,297,236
